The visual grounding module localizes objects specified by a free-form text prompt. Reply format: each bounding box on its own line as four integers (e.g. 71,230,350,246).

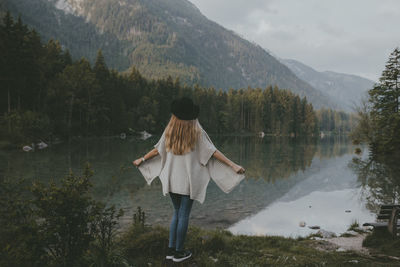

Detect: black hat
170,97,200,120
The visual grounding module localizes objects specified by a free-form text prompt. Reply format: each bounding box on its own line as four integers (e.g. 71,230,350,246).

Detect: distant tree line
316,108,358,135
351,47,400,154
1,13,350,144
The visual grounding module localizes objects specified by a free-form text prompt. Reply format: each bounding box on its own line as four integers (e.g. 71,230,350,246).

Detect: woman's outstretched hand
232,164,245,174
212,150,245,174
132,158,143,167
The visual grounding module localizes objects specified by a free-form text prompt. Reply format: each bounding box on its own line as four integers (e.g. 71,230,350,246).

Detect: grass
363,228,400,258
348,220,360,231
119,225,400,266
339,220,369,237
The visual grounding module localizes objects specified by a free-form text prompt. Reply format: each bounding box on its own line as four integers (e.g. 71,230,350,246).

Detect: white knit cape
137,123,245,203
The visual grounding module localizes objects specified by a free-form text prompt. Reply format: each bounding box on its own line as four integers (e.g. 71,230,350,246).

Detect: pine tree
94,49,109,81
368,47,400,152
0,11,15,113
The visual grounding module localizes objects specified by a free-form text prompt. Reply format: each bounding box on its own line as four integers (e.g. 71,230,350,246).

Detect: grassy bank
363,228,400,258
119,224,399,266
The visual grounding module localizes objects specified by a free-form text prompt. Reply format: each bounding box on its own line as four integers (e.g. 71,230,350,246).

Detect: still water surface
0,135,376,237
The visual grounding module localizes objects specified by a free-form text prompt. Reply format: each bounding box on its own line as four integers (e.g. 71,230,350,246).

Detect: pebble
209,256,218,262
310,237,324,240
347,260,359,263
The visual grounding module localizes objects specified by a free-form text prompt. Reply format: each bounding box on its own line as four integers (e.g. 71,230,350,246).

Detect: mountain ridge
2,0,336,109
281,58,375,111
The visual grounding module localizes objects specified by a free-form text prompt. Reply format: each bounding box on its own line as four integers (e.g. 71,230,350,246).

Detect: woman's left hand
232,164,245,174
132,158,143,167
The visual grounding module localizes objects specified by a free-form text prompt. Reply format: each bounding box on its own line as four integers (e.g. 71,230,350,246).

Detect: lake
0,135,379,238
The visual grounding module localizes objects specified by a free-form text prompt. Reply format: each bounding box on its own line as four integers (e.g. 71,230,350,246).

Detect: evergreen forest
351,47,400,154
0,13,354,145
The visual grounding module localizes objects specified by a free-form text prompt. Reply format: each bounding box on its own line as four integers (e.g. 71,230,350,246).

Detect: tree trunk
7,87,11,132
68,94,75,136
7,86,10,113
388,207,399,236
86,91,91,136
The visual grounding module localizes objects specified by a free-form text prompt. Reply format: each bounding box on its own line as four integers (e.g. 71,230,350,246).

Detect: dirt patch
328,234,370,254
308,233,369,254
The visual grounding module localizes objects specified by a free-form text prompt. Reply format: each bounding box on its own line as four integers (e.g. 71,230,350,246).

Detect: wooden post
388,207,399,236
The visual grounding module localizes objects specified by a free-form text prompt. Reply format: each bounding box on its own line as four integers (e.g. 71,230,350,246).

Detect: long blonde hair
165,115,200,155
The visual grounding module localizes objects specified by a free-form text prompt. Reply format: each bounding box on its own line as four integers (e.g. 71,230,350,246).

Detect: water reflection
229,152,375,237
0,135,368,236
229,188,373,237
350,152,400,213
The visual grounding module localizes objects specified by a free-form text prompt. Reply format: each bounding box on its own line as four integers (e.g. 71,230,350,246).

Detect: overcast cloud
188,0,400,81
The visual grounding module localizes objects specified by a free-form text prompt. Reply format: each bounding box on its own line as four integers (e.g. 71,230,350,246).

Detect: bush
31,165,99,266
86,204,128,267
0,164,127,267
0,178,47,267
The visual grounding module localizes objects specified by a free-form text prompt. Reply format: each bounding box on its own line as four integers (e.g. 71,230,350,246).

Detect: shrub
0,178,47,267
31,164,100,266
0,163,128,266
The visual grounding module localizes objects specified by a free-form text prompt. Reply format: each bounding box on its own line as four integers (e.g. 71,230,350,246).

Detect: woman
133,97,245,263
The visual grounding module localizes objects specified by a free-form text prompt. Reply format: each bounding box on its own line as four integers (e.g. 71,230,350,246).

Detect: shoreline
119,224,400,266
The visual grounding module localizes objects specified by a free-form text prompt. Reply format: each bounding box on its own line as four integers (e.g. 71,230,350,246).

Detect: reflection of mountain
213,136,317,182
119,137,355,229
278,154,359,203
0,135,356,230
119,136,320,228
229,151,376,237
121,170,311,230
229,187,375,237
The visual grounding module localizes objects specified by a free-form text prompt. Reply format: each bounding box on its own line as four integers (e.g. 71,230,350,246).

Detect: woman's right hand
232,164,245,174
132,158,143,167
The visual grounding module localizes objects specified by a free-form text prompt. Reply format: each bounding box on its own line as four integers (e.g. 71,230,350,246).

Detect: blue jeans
168,192,194,251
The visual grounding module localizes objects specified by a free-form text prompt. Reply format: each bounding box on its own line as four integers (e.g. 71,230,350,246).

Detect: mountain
1,0,336,109
281,59,375,111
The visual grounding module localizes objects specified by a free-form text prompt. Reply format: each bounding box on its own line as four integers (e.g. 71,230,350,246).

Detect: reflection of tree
0,137,154,200
1,136,354,206
350,154,400,213
214,136,317,182
316,136,354,159
210,136,355,183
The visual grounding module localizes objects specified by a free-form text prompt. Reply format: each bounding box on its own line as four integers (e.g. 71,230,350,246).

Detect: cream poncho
138,122,245,203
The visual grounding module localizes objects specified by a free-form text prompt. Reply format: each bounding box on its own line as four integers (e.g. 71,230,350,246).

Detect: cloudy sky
188,0,400,81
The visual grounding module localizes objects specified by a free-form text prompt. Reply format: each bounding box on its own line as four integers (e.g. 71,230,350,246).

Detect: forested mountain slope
1,0,335,109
